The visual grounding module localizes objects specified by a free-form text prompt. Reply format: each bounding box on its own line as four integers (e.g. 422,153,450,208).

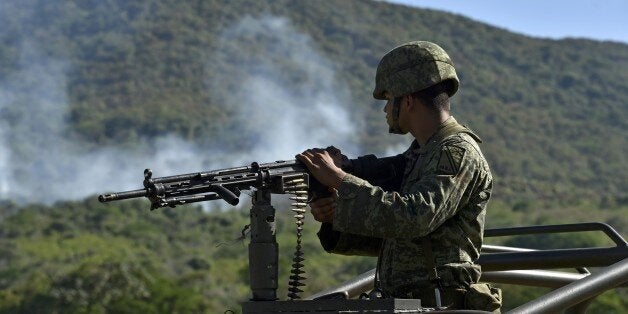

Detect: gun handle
210,185,240,206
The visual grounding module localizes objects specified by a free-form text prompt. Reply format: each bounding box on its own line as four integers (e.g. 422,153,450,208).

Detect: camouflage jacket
317,117,493,297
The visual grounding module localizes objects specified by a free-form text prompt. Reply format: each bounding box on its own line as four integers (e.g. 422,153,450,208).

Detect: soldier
297,41,501,311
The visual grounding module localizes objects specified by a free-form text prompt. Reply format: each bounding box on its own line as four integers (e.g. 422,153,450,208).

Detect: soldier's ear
405,95,416,111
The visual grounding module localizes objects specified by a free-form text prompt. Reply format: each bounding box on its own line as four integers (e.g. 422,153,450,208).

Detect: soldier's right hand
310,196,336,223
325,146,349,168
297,149,347,189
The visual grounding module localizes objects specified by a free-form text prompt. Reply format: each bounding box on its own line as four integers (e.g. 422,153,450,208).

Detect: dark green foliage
0,200,625,312
0,199,374,313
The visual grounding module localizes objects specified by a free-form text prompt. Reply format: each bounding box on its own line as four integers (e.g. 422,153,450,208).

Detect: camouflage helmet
373,41,459,100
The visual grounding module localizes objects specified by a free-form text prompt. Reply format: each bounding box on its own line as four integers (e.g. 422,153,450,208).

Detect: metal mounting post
248,189,279,301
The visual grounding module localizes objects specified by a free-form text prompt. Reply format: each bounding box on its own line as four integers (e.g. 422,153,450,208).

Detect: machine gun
98,159,332,209
98,153,417,312
99,158,344,301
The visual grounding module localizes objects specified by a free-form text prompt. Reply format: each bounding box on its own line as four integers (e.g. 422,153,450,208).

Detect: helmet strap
389,96,408,134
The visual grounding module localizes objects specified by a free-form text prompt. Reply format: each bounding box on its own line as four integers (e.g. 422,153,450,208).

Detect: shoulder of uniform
440,133,476,151
434,144,465,175
435,134,488,175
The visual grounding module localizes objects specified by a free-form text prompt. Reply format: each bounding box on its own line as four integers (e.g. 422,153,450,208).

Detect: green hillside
0,0,626,207
0,200,626,313
0,0,627,312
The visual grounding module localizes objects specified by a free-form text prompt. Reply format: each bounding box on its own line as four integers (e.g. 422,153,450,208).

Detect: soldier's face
383,93,410,134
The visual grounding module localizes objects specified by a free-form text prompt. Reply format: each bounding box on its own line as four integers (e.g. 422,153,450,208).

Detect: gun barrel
98,189,148,203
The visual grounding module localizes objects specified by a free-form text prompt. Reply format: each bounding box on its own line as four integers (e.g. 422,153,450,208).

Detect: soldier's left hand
309,196,336,223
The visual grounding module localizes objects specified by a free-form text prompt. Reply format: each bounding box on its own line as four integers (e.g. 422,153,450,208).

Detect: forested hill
1,1,627,205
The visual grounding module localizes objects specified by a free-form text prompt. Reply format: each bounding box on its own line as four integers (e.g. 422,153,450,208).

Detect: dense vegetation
0,0,626,312
0,200,626,313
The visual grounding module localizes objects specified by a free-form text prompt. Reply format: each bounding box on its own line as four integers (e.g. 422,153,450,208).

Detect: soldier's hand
296,148,347,189
310,196,336,223
325,146,348,167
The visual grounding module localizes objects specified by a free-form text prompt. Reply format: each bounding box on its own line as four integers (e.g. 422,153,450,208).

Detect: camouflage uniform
316,41,500,311
318,117,495,309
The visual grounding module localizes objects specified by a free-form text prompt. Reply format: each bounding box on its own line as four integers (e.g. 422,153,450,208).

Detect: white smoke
0,15,362,205
213,15,361,163
0,98,11,197
0,43,212,203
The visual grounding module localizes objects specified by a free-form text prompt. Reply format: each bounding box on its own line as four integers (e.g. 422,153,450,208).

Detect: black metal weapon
98,159,331,210
98,158,339,301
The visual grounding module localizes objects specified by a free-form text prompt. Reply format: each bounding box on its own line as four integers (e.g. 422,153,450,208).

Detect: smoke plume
0,15,361,205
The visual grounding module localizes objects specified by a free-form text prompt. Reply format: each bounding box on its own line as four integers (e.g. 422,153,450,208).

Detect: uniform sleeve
333,143,480,239
313,154,405,256
317,223,382,256
349,154,406,192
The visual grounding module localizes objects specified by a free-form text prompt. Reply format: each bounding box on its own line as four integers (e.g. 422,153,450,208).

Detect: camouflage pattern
373,41,459,100
319,117,495,310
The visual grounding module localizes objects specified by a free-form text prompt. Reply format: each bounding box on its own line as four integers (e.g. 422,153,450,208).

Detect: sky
385,0,628,44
